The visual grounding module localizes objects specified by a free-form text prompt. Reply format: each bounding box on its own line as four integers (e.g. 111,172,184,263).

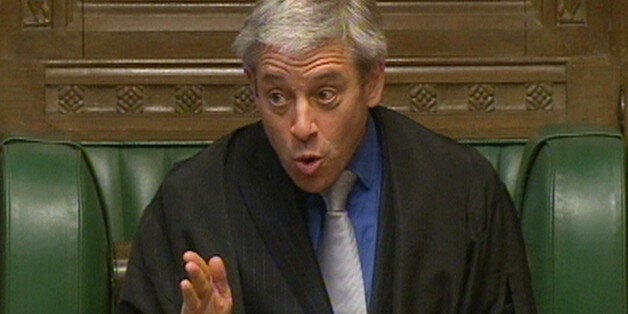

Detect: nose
290,96,318,142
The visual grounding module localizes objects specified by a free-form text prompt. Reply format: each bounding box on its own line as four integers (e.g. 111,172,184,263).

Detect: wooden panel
82,1,247,58
527,0,613,56
618,0,628,134
38,58,578,140
381,1,526,57
0,61,49,138
82,1,527,59
0,0,624,141
0,0,82,59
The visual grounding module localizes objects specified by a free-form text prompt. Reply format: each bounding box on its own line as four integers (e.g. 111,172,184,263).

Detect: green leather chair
1,124,626,313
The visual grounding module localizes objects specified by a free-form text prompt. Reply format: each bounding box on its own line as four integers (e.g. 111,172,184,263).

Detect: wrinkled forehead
252,41,360,73
255,45,360,86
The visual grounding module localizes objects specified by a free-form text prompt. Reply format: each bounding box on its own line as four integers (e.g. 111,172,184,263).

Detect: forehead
256,43,359,79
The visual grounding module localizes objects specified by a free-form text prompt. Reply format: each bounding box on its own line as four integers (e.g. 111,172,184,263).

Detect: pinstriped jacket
118,106,536,313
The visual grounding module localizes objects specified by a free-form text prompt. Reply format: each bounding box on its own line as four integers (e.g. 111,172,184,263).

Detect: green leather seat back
81,144,206,243
516,126,627,313
81,142,526,245
467,142,525,197
1,141,110,313
0,140,526,314
81,142,527,243
1,125,626,313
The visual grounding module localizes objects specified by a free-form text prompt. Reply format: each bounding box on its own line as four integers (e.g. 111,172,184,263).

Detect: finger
180,279,201,312
184,258,213,301
208,256,233,311
182,251,213,301
182,251,210,276
208,256,231,297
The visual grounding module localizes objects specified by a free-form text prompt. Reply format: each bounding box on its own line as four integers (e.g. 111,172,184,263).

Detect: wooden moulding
41,57,582,141
79,1,528,59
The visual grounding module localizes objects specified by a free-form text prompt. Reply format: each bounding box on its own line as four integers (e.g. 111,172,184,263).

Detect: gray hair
233,0,387,79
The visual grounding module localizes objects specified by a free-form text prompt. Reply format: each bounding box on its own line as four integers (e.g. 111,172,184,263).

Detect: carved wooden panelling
1,0,623,140
174,85,203,114
385,82,563,113
116,86,145,114
410,84,438,113
47,84,257,115
526,82,554,110
49,81,565,118
557,0,587,25
22,0,52,27
58,85,85,113
467,84,496,112
382,59,566,116
233,85,256,114
79,1,528,59
41,59,571,140
46,60,567,114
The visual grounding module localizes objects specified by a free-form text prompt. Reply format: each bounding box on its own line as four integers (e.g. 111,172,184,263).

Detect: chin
292,176,327,194
295,181,324,194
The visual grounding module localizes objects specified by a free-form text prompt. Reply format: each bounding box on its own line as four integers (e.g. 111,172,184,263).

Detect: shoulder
160,121,265,194
372,106,493,174
373,107,508,238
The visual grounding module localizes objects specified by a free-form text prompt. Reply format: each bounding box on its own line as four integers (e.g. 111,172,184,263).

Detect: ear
244,66,259,98
365,62,385,108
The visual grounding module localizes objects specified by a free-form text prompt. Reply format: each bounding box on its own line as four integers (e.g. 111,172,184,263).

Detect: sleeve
116,190,183,314
476,173,537,313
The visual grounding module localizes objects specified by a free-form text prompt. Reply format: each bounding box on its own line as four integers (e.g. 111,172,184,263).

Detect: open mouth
294,155,323,175
300,156,319,164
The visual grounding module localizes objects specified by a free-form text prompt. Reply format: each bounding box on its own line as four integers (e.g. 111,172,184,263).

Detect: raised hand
180,251,233,314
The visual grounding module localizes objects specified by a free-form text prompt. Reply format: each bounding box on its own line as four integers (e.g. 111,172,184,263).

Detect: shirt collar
348,114,381,190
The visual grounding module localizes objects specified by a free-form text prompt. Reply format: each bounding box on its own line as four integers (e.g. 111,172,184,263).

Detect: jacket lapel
236,126,332,314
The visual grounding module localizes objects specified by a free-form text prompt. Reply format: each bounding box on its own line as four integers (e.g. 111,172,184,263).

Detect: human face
247,43,384,193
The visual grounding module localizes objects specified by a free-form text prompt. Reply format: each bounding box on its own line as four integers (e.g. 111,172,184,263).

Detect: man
118,1,536,313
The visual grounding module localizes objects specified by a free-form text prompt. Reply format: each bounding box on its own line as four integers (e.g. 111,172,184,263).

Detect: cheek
261,114,292,152
324,111,365,150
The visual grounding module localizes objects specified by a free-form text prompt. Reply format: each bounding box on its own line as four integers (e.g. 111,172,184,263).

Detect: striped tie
318,170,367,314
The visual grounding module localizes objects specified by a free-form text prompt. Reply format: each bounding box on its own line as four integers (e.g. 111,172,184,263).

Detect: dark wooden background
1,0,626,141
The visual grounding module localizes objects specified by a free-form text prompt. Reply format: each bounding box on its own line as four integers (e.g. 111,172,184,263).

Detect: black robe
118,107,536,313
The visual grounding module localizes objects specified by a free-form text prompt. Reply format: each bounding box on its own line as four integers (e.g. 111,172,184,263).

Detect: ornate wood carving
23,0,52,27
1,1,620,141
410,84,438,113
48,84,262,116
175,85,203,114
116,86,145,114
233,86,256,114
404,81,560,114
58,85,85,113
40,59,574,139
557,0,587,25
468,84,496,112
47,82,565,117
526,83,554,111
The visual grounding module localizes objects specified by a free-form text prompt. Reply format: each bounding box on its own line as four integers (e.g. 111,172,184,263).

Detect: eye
317,88,338,106
267,91,287,108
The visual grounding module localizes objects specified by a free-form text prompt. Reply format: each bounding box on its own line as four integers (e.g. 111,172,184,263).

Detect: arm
460,153,536,313
117,196,235,314
478,174,537,313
